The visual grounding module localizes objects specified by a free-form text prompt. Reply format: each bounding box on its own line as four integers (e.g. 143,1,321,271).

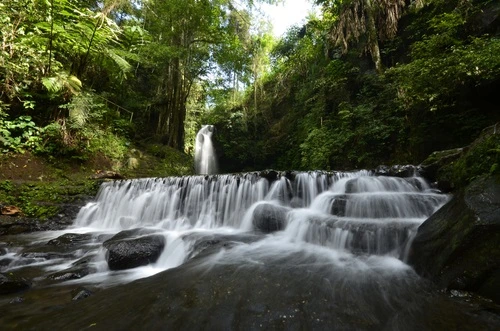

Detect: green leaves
42,72,82,95
0,115,43,153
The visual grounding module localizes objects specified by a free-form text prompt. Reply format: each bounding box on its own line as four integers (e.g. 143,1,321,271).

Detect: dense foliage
1,0,499,173
206,0,500,172
0,0,277,165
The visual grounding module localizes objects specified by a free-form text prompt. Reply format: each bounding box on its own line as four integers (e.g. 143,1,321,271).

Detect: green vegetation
204,0,499,173
0,0,498,181
436,129,500,188
0,178,100,219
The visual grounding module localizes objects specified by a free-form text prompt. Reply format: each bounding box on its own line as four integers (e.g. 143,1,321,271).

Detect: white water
194,125,218,175
1,171,450,286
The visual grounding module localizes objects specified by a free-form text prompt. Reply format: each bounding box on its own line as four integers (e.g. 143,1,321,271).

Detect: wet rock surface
47,265,97,281
409,175,500,304
47,233,94,246
252,203,290,233
2,252,499,330
0,273,30,295
103,233,166,270
185,232,263,260
374,165,421,177
0,202,85,236
71,287,93,301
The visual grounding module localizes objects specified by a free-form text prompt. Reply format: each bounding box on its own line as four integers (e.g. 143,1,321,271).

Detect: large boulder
103,232,166,270
418,148,464,184
408,175,500,304
252,203,289,233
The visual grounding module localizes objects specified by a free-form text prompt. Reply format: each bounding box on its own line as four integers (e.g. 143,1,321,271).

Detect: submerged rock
47,265,97,281
0,273,30,295
409,175,500,304
71,287,93,301
252,203,289,233
47,233,93,246
103,233,166,270
184,232,263,260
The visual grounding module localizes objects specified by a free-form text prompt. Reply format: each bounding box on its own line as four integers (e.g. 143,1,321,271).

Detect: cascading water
194,125,218,175
67,170,448,271
5,170,498,329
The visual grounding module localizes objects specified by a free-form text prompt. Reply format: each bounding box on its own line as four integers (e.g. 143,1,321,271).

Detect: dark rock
408,175,500,304
375,165,420,177
20,252,69,260
258,170,279,182
72,254,98,267
0,273,30,295
47,233,93,246
9,296,24,304
104,234,166,270
330,197,347,216
0,257,13,267
390,165,420,177
252,203,289,233
419,148,464,183
71,287,93,301
184,232,263,260
47,265,97,281
375,165,390,176
0,212,78,236
104,228,159,242
0,217,43,235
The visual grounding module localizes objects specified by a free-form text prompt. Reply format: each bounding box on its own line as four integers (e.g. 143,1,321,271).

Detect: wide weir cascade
3,170,500,329
74,170,448,259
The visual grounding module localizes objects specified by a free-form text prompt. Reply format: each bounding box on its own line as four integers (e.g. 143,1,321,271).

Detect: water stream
1,171,499,329
1,171,448,285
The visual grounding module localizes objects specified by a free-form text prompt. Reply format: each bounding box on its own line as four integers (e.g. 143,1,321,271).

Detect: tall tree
317,0,421,73
139,0,277,150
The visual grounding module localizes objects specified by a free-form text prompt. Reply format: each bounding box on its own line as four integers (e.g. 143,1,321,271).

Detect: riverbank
0,144,194,234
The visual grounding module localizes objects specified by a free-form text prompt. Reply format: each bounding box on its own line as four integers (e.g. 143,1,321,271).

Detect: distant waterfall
194,125,218,175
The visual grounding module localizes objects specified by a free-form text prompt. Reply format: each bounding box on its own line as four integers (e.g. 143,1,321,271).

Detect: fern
42,72,82,96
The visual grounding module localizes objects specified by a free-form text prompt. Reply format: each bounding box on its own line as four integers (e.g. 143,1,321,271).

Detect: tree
317,0,421,73
137,0,278,150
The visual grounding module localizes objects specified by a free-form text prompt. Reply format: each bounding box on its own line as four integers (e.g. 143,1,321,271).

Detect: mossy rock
408,174,500,304
420,123,500,191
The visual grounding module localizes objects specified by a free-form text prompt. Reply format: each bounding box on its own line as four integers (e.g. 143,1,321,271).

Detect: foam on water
1,170,450,285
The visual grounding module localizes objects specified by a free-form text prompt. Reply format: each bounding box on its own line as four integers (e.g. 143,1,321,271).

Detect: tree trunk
365,0,383,74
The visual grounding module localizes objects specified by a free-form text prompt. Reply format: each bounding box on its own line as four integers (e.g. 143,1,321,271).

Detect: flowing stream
1,171,499,329
1,170,447,287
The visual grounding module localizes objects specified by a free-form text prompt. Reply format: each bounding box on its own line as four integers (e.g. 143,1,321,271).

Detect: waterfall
2,170,451,288
194,125,218,175
5,170,499,330
74,171,449,262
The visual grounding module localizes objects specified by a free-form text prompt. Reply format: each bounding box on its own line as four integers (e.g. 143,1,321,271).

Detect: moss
123,143,194,178
0,179,100,220
438,133,500,189
420,148,463,167
0,142,194,220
